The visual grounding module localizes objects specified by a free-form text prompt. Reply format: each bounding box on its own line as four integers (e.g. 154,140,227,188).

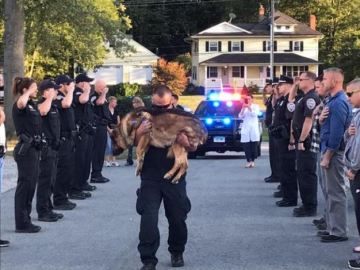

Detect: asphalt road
0,150,358,270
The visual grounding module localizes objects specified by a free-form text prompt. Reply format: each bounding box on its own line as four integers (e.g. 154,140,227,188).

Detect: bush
182,83,205,95
108,83,143,98
115,96,152,117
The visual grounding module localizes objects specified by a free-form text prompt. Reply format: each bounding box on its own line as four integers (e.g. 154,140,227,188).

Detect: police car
190,91,263,158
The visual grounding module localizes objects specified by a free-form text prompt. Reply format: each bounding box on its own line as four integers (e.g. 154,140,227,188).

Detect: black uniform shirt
90,92,111,126
292,89,320,138
12,99,42,137
108,106,120,128
273,94,293,128
141,146,184,181
38,97,61,142
73,87,94,126
265,94,274,127
53,91,76,132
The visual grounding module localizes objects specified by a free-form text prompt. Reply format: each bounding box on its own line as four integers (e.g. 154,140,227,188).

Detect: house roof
192,11,322,37
200,53,320,65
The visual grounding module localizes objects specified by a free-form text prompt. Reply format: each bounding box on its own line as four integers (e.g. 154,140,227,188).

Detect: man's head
55,74,74,94
299,71,316,92
346,78,360,108
152,85,172,109
108,96,117,109
322,67,344,94
315,75,327,98
277,75,293,96
95,79,107,94
38,79,61,100
75,73,94,91
263,84,273,95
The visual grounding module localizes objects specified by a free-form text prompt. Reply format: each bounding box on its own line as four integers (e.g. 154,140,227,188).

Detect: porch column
244,65,248,86
279,65,283,76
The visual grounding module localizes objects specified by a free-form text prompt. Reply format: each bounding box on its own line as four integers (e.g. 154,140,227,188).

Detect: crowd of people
263,68,360,269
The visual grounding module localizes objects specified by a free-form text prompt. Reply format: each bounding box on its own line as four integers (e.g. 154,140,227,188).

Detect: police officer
52,75,78,210
135,85,194,270
36,79,64,222
12,77,42,233
291,71,320,217
270,75,298,207
90,79,110,183
263,79,281,183
69,73,94,200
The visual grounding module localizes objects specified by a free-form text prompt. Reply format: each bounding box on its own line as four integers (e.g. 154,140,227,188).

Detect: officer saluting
290,71,320,217
270,75,297,207
12,77,42,233
36,79,63,222
70,73,95,199
52,75,77,210
90,79,110,183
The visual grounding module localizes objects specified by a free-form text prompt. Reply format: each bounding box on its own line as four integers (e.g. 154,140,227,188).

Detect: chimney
259,4,265,22
310,14,317,30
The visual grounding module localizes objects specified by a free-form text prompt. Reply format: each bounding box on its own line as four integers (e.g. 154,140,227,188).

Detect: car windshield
195,101,243,117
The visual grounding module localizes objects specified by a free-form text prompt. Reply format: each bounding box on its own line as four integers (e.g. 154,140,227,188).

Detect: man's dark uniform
36,81,61,219
292,88,320,213
90,92,111,181
71,74,96,196
264,86,281,183
53,75,78,208
136,112,191,266
270,78,298,205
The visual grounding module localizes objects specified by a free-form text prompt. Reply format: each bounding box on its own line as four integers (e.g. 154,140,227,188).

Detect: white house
188,6,323,91
88,38,159,85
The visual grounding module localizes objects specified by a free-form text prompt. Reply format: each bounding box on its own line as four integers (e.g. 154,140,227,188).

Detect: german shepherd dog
111,107,208,183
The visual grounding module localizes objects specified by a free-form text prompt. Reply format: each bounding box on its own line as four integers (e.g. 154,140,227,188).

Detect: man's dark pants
350,172,360,235
37,147,58,216
53,138,75,205
91,124,107,179
136,178,191,265
269,133,281,181
274,138,297,202
296,150,318,210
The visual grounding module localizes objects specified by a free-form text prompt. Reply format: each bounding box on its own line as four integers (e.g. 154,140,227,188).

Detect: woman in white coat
239,95,260,168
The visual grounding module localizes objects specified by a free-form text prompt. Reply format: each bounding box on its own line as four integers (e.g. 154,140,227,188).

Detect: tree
175,53,192,76
151,58,187,95
3,0,25,136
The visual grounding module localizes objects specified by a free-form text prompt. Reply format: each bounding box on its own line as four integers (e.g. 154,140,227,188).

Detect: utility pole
270,0,275,81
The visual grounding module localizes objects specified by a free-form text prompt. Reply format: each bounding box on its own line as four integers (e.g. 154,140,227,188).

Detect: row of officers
264,72,321,217
12,73,113,233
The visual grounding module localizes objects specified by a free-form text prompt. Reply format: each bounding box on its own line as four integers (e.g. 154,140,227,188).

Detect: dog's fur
111,107,208,183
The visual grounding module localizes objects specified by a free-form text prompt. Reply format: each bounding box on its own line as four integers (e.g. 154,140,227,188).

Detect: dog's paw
163,173,172,180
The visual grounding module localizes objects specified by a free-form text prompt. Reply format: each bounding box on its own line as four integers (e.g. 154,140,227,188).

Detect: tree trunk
3,0,25,137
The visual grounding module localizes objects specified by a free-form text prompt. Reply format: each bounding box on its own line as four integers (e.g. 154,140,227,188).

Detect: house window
266,41,271,51
276,26,282,30
209,41,218,52
232,41,241,52
285,26,290,30
263,41,277,52
207,67,218,78
232,66,245,78
266,67,276,78
294,41,301,51
192,66,197,80
283,66,308,77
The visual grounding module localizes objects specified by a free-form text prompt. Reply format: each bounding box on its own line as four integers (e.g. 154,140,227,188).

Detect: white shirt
0,124,5,146
239,104,261,143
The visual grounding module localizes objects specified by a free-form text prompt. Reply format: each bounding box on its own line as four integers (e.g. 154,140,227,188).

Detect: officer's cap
279,75,294,84
38,79,61,92
272,77,279,86
55,74,73,85
75,73,94,84
265,79,272,85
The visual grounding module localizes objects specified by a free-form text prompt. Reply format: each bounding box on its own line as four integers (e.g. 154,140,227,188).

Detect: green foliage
175,53,192,75
116,96,152,117
108,82,143,97
22,0,132,80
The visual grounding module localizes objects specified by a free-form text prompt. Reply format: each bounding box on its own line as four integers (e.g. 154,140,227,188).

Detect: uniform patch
75,92,82,96
287,102,295,112
306,98,316,110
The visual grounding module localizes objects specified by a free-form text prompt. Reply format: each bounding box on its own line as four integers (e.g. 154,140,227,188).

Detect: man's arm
297,117,313,150
61,85,75,108
0,107,5,124
95,88,108,106
78,85,91,104
38,95,54,116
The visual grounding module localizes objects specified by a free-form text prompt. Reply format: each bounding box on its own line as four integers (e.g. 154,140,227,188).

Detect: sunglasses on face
347,89,360,97
151,104,172,109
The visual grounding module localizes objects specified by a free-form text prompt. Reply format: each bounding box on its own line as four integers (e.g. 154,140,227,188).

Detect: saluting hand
348,124,356,136
319,107,329,124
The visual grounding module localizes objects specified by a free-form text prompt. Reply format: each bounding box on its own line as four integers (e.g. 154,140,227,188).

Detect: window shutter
206,41,209,52
305,66,309,71
282,66,286,75
300,41,304,51
274,41,277,51
241,41,244,52
228,41,232,52
289,41,293,51
263,41,266,52
241,66,245,78
207,67,210,78
218,41,222,52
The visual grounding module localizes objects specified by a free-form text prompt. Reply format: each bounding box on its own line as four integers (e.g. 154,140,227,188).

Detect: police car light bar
207,91,241,101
